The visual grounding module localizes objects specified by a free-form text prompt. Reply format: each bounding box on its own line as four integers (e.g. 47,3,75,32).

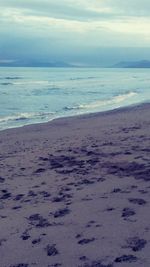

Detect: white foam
13,80,50,85
0,112,55,123
69,92,137,110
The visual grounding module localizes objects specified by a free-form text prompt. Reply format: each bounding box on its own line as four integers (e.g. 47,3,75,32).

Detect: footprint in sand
45,244,59,256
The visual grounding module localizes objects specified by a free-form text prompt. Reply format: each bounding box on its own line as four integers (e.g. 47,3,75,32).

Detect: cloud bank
0,0,150,66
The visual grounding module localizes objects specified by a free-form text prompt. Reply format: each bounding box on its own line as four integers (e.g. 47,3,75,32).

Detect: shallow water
0,67,149,130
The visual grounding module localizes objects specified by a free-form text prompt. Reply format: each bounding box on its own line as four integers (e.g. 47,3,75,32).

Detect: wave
5,77,22,80
70,76,96,81
13,80,50,85
0,112,55,123
64,91,137,111
0,82,13,86
32,87,61,96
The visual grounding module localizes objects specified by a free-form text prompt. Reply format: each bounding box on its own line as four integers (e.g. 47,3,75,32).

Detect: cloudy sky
0,0,150,66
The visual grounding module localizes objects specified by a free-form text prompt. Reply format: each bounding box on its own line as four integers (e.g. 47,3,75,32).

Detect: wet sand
0,103,150,267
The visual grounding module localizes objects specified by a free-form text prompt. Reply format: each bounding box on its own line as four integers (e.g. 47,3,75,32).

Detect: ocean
0,67,150,130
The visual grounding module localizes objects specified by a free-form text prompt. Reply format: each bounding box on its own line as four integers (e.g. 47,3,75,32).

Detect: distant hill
113,60,150,68
0,60,77,68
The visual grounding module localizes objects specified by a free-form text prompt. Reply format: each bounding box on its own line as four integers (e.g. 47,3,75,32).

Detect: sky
0,0,150,66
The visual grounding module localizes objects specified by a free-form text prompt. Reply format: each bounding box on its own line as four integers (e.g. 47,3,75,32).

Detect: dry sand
0,103,150,267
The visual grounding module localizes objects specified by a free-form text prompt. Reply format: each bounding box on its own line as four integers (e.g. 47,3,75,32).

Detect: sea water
0,67,150,130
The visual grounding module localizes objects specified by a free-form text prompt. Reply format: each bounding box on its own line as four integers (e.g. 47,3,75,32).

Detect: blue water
0,67,150,130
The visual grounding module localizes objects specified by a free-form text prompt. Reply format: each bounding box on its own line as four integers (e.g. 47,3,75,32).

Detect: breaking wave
0,111,55,123
13,80,50,85
64,92,137,111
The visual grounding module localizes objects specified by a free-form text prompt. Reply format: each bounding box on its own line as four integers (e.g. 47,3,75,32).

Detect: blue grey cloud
0,0,150,66
0,1,113,21
1,0,150,20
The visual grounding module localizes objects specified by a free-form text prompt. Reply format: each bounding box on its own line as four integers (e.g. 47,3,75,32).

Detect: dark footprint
0,192,11,200
34,168,46,174
79,256,87,261
138,189,148,194
115,255,137,263
86,220,96,227
9,264,29,267
81,179,95,185
52,196,65,203
126,237,147,251
112,188,121,193
12,206,22,210
128,198,146,205
53,208,70,218
39,156,49,161
78,238,95,245
32,238,41,245
0,239,6,246
48,264,62,267
21,231,30,241
106,207,115,212
28,214,51,227
28,191,37,197
14,194,24,201
0,177,5,183
45,244,59,256
20,167,26,171
76,234,82,239
122,208,136,219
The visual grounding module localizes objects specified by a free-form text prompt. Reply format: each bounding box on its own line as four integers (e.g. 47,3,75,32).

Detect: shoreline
0,101,150,267
0,101,149,134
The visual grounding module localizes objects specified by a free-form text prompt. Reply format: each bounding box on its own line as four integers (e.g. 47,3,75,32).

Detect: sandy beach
0,103,150,267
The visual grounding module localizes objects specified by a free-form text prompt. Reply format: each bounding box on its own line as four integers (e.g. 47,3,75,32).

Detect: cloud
1,0,150,20
104,0,150,16
0,1,115,22
0,0,150,65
